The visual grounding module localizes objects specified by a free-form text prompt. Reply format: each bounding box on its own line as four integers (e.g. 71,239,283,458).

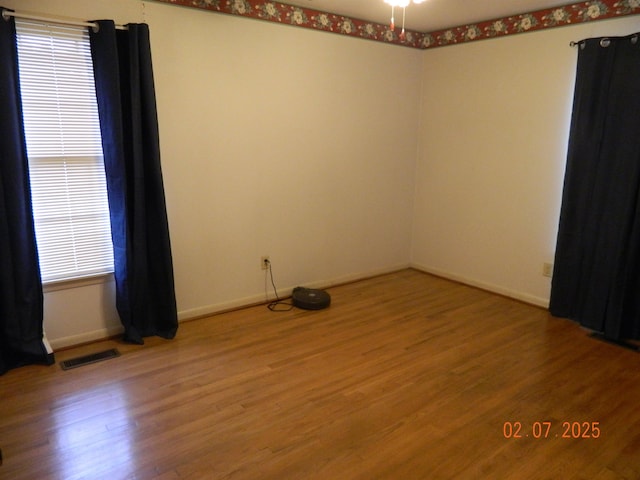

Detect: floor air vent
60,348,120,370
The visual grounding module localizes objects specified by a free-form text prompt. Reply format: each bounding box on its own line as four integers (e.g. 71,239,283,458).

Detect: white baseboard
177,292,271,321
410,263,550,308
49,325,124,351
178,263,411,322
48,263,421,350
299,263,411,290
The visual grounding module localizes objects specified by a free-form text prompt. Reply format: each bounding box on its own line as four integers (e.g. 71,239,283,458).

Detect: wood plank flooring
1,269,640,479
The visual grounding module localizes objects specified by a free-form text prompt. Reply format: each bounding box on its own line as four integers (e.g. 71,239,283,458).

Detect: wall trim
178,262,411,321
49,262,550,350
49,325,124,351
422,1,640,49
151,0,640,49
50,263,410,350
411,263,550,308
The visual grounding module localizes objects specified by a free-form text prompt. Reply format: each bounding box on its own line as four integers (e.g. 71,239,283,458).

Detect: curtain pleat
550,33,640,340
89,20,178,344
0,8,54,374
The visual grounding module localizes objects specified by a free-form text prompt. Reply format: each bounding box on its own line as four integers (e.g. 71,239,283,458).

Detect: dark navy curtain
0,9,54,374
89,20,178,344
550,33,640,340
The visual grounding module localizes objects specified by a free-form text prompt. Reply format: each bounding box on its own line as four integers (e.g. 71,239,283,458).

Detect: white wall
148,3,420,317
8,0,638,347
411,16,640,306
4,0,421,347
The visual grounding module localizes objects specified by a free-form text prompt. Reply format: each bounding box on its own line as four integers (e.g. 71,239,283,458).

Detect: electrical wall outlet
261,256,270,270
542,262,553,277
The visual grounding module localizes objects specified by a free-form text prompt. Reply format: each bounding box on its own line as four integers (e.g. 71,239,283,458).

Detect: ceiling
284,0,577,32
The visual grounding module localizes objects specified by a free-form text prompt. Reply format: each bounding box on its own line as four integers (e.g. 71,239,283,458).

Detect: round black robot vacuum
291,287,331,310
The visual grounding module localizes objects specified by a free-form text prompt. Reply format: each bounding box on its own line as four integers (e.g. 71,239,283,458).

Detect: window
15,19,113,283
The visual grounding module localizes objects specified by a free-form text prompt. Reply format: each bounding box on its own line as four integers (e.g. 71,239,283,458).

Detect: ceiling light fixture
384,0,425,40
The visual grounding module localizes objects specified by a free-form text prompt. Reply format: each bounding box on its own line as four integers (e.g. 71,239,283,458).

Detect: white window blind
15,19,114,283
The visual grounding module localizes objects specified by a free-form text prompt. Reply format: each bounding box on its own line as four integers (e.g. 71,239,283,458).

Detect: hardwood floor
2,269,640,479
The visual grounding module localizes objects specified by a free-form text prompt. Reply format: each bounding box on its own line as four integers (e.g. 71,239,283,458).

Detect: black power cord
265,259,293,311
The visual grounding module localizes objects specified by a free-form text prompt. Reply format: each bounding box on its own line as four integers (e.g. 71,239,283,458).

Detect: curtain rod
570,33,639,47
1,9,128,31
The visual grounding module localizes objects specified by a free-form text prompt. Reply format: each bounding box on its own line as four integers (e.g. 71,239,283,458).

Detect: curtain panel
89,20,178,344
0,9,54,374
550,33,640,340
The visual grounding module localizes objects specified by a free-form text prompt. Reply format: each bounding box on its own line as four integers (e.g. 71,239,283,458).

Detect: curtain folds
550,33,640,340
90,20,178,344
0,9,54,375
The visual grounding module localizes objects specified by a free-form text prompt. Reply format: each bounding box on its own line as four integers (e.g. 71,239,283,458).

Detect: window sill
43,273,114,293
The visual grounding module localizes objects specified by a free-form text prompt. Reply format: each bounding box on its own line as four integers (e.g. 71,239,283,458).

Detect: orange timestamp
503,421,601,439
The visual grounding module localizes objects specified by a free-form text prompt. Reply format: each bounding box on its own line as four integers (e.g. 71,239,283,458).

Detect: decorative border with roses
152,0,640,49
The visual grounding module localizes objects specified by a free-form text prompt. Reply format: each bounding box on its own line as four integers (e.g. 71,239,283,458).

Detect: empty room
2,0,640,478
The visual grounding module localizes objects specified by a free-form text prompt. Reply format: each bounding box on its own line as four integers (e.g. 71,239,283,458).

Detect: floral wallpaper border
153,0,640,49
423,0,640,49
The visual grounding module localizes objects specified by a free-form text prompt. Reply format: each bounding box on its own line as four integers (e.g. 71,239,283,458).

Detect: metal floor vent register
60,348,120,370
